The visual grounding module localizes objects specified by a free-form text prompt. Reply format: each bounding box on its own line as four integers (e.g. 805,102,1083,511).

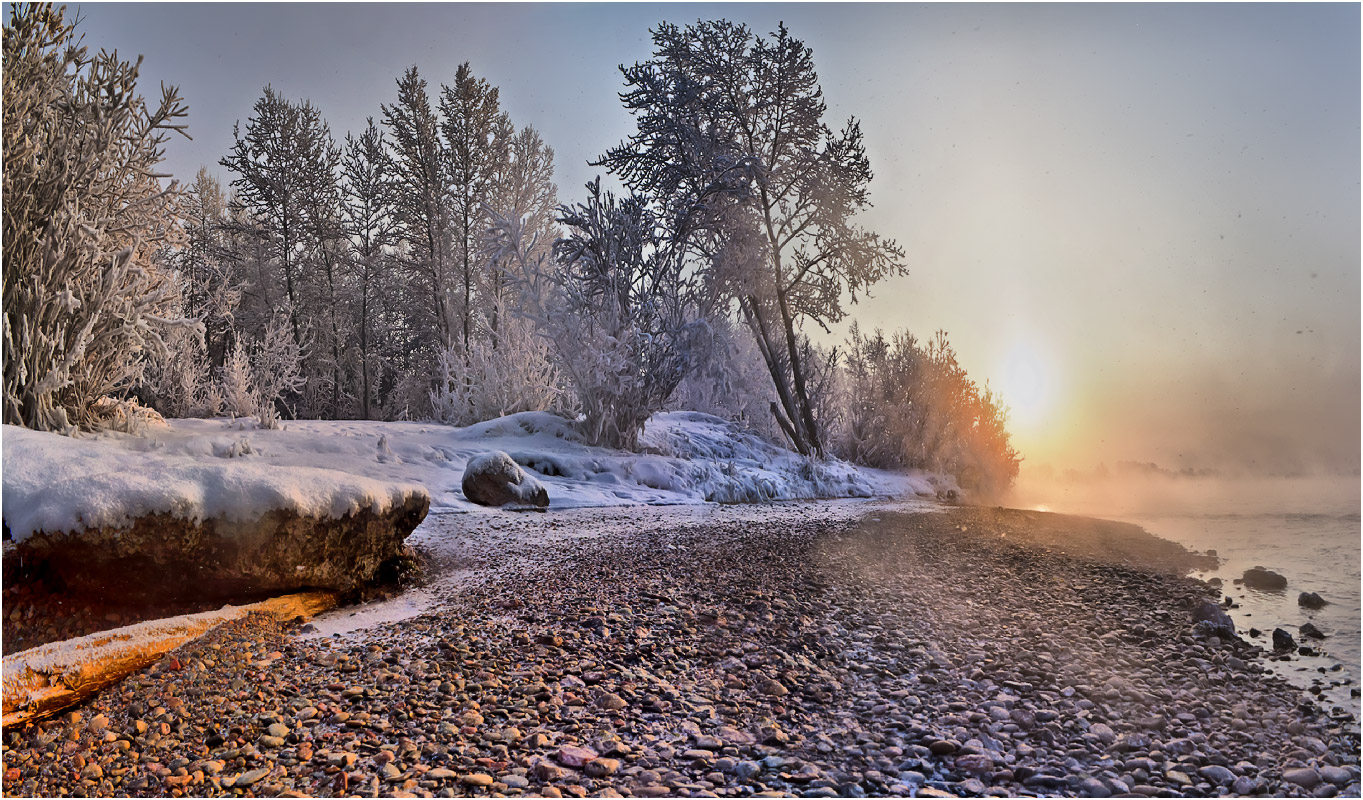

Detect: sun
995,340,1057,430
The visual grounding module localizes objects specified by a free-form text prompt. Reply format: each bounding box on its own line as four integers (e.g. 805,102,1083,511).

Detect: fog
1007,464,1360,520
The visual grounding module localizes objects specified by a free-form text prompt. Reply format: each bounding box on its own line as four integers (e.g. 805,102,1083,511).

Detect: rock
1319,767,1352,786
585,758,621,777
426,768,458,781
461,451,549,508
1089,722,1117,745
1233,777,1261,795
755,677,789,697
595,692,627,711
555,745,599,768
1242,567,1288,591
80,763,104,780
1077,777,1112,797
233,767,270,787
734,761,762,780
1300,622,1326,640
1299,592,1328,609
1198,765,1236,786
9,496,429,601
1283,768,1321,789
1273,628,1297,651
460,774,494,787
1191,600,1235,635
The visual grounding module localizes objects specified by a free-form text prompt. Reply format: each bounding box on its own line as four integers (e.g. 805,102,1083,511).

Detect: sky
69,2,1360,475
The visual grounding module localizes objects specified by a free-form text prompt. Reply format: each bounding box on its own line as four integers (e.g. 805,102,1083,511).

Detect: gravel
2,501,1358,797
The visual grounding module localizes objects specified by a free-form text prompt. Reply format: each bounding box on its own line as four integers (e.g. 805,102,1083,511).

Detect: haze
70,2,1360,476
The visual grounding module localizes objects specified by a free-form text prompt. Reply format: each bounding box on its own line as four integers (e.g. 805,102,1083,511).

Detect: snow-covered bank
2,411,945,540
1,424,427,542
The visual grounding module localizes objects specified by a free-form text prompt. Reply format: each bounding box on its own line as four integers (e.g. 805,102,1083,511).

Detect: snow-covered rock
461,450,549,508
2,424,430,599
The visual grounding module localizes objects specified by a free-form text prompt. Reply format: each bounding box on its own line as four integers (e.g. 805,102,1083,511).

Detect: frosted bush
2,6,195,433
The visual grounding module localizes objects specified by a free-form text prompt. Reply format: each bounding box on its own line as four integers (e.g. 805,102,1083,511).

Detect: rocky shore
3,502,1359,797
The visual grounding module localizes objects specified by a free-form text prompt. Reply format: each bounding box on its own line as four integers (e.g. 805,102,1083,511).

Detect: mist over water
1008,470,1361,716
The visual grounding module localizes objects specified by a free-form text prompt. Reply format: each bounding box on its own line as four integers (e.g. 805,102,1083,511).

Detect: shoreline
3,500,1359,797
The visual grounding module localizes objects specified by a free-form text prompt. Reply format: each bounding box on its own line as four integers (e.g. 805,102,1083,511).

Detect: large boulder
462,451,549,508
1242,566,1288,591
6,495,429,602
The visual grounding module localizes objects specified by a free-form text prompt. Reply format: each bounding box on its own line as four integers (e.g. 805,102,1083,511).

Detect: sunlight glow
996,340,1057,431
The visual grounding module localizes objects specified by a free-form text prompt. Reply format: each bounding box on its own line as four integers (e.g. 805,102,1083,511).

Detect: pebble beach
3,501,1359,797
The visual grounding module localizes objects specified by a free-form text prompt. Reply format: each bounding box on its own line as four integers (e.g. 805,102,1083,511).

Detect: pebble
1197,765,1235,786
1284,768,1322,788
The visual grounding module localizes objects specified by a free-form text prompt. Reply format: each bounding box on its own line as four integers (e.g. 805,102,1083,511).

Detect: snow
1,424,427,542
2,411,949,541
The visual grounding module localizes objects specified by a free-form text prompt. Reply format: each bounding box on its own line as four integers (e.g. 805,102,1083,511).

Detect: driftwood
2,591,336,727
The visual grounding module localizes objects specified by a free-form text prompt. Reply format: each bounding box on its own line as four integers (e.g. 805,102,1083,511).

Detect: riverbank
3,502,1358,797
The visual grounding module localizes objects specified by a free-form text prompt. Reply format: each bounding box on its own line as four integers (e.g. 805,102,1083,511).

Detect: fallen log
2,591,336,727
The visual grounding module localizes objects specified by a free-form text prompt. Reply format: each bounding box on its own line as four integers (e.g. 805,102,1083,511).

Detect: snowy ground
2,411,949,541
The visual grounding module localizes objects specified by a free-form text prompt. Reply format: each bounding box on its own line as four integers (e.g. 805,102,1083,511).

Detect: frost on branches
2,5,198,433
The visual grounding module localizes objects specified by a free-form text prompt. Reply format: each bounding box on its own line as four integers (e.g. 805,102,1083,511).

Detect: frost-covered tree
440,62,512,360
430,206,564,426
222,87,350,418
341,118,397,419
219,338,256,418
598,20,906,458
521,180,702,449
382,67,454,359
220,87,311,348
429,124,565,427
174,169,238,371
3,4,196,432
250,308,306,428
295,119,349,417
837,325,1020,495
669,315,778,439
486,125,558,344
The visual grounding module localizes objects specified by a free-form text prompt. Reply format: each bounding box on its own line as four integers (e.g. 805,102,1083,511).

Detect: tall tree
295,120,347,416
178,168,237,371
440,62,512,358
220,87,308,348
341,118,397,419
598,20,906,458
382,67,453,357
222,87,346,417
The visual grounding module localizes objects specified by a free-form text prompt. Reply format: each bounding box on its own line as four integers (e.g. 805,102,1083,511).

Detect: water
1011,473,1361,717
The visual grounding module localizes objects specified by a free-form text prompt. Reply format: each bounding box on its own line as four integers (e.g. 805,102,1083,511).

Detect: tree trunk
775,281,823,459
740,296,810,456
